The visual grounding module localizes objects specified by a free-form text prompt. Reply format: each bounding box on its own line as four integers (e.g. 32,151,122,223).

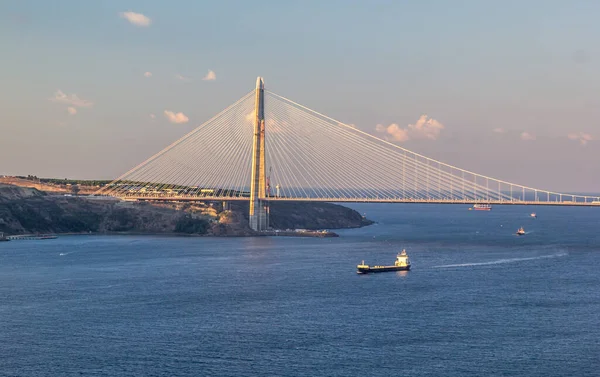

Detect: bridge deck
114,196,600,206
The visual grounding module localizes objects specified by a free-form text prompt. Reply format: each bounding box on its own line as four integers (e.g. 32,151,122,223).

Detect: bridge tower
249,77,269,231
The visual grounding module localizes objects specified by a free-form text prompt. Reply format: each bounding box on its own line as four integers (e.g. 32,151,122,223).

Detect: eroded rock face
0,184,372,236
0,184,46,200
0,188,218,236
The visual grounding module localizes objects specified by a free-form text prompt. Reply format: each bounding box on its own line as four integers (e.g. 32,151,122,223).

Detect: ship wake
433,252,567,268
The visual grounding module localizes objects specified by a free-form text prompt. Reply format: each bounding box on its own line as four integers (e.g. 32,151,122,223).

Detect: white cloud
67,107,77,115
568,132,593,146
164,110,189,124
265,118,287,134
520,132,536,141
493,127,505,133
50,90,93,108
202,70,216,81
376,123,409,141
144,71,152,78
245,110,288,133
245,110,255,124
408,115,445,140
175,74,192,82
376,115,444,142
119,11,151,27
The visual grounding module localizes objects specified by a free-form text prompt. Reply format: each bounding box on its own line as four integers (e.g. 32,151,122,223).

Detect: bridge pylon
249,77,269,231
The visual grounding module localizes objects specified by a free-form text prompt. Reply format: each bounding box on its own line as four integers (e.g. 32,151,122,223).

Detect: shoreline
1,229,343,239
1,184,374,238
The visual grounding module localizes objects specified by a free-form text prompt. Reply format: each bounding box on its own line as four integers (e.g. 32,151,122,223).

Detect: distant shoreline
3,230,340,239
0,184,371,238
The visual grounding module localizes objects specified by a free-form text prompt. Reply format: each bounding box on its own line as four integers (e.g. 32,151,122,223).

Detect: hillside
0,184,372,236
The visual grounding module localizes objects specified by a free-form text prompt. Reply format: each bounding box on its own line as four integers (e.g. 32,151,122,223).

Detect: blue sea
1,204,599,376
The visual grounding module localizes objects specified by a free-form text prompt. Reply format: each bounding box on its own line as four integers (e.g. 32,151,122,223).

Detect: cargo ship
357,250,411,274
472,204,492,211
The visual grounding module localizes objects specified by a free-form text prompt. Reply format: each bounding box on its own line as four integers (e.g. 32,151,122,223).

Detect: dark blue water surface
1,204,600,376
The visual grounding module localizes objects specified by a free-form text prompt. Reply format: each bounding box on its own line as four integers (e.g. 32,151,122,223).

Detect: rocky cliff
0,184,372,236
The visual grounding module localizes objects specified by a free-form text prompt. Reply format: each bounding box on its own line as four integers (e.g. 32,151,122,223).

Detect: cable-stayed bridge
97,77,599,231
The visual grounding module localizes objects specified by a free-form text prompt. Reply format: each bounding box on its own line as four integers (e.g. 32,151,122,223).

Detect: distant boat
473,204,492,211
357,250,411,274
516,227,525,236
0,232,9,242
530,213,537,218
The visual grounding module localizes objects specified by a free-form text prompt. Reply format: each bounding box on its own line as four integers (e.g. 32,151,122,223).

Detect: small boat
516,227,525,236
530,213,537,218
357,250,411,274
473,204,492,211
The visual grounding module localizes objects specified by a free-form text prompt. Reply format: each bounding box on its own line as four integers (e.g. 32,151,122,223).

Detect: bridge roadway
118,195,600,207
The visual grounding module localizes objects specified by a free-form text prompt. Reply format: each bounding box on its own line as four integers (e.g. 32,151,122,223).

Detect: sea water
1,204,599,376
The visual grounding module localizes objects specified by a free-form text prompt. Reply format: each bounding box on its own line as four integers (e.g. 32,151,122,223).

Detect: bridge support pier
249,77,269,231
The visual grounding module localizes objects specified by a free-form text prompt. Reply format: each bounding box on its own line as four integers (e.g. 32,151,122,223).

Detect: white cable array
263,91,598,204
97,86,599,205
97,91,255,199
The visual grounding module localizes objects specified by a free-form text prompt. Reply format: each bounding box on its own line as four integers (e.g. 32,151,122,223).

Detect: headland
0,182,373,237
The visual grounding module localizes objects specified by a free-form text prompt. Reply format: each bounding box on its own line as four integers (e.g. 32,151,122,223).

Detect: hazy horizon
1,0,598,192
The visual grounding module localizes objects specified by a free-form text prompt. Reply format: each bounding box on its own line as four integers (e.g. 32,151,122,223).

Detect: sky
0,0,598,192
